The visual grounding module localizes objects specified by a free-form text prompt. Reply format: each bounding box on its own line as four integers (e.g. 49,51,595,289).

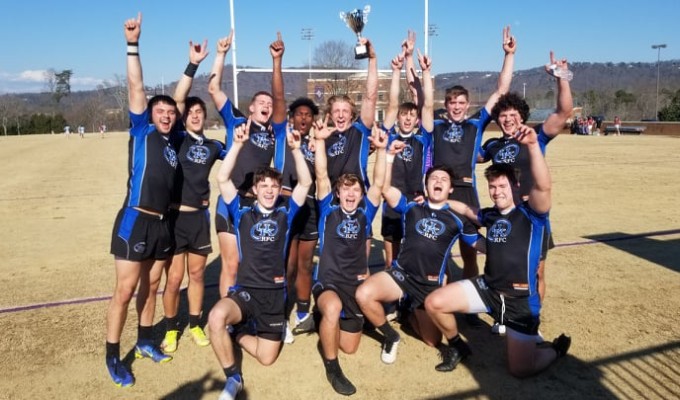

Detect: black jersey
274,126,316,196
227,196,301,289
386,127,431,197
123,109,179,213
479,202,548,297
314,193,378,287
219,99,276,195
324,121,371,187
480,125,552,198
393,196,479,286
172,132,226,208
431,108,490,187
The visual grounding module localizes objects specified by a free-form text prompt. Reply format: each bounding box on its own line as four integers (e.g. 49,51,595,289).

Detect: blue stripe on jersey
354,121,371,186
117,207,140,241
313,193,334,282
127,110,153,208
272,121,288,172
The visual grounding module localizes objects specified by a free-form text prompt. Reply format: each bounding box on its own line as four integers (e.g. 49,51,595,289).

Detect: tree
313,40,358,69
44,69,73,104
658,89,680,121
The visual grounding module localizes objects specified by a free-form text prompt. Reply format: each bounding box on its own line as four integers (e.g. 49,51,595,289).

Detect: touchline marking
1,229,678,315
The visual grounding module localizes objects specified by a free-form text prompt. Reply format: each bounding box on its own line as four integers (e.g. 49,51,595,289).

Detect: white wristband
386,154,395,163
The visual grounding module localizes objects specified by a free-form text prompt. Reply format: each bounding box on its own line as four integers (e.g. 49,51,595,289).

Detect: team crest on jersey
443,124,463,143
302,142,315,163
164,146,178,168
488,219,512,243
415,218,446,240
250,131,273,150
133,241,147,253
251,219,279,241
187,144,210,165
475,277,489,290
327,135,347,158
398,144,414,162
336,217,360,239
493,143,520,164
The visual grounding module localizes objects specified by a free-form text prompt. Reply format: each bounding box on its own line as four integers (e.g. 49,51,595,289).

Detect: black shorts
387,265,438,309
169,208,213,255
381,206,403,243
312,281,363,333
215,196,235,234
290,197,319,241
448,185,480,209
110,207,173,261
228,286,287,341
470,276,541,335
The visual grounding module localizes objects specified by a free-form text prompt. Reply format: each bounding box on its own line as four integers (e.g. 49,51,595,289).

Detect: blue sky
1,0,679,94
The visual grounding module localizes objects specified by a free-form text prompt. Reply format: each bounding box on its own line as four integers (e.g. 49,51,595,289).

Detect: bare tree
313,40,359,69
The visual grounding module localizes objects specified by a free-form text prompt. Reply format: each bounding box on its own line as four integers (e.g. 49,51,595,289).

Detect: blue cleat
106,356,135,387
134,341,173,363
218,374,243,400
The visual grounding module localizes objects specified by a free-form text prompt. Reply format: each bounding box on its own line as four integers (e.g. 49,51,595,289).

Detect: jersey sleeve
272,121,288,172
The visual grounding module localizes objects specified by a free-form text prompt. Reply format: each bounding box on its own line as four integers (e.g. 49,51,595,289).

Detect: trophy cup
339,5,371,59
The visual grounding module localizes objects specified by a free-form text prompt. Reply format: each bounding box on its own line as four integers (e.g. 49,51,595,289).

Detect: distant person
105,12,181,388
78,125,85,138
99,124,106,138
426,124,571,378
64,125,71,139
614,116,621,136
207,118,312,400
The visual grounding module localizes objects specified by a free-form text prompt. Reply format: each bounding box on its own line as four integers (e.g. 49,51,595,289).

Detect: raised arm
484,26,516,113
288,127,313,205
208,30,234,111
270,32,287,124
418,49,434,132
124,12,145,114
174,39,209,114
216,119,250,203
313,115,333,199
542,51,574,137
367,125,387,205
403,30,422,106
446,199,480,225
381,139,406,208
382,52,405,130
359,38,378,127
516,124,551,213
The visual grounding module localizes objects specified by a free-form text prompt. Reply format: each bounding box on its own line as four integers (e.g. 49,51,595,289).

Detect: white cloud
0,70,104,94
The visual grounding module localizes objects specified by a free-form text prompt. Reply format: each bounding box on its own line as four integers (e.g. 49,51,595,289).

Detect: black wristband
184,62,199,78
126,41,139,46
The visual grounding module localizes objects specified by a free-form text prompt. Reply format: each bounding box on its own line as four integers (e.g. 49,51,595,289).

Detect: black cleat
326,370,357,396
552,334,571,358
435,342,471,372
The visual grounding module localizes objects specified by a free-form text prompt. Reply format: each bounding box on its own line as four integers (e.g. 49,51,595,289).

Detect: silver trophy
339,5,371,59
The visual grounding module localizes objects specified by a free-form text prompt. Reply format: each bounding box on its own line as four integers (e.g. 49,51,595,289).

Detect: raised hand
545,50,569,74
312,114,333,140
270,31,285,59
216,30,234,54
189,39,209,64
233,118,251,144
287,124,301,150
391,52,405,71
368,124,388,150
124,12,142,43
502,25,516,54
513,124,538,146
402,30,416,58
388,140,406,155
417,49,431,72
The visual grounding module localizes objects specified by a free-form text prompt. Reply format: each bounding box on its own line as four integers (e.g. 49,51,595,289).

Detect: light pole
651,43,667,120
301,28,314,80
523,82,526,99
428,24,438,58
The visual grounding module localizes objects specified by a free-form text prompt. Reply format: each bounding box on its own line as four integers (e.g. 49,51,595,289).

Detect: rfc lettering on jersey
327,135,347,158
415,217,446,241
493,143,520,164
187,144,210,165
443,124,463,143
250,219,279,242
250,131,274,150
398,144,414,162
336,216,360,239
488,219,512,243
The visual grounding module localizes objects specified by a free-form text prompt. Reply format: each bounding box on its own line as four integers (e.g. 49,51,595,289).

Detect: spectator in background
614,116,621,136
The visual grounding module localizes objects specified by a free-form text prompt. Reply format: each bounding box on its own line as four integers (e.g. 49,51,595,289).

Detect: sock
106,342,120,359
138,325,153,342
323,357,341,374
224,363,241,378
377,322,400,343
296,300,310,317
447,334,469,354
166,316,179,331
189,314,201,329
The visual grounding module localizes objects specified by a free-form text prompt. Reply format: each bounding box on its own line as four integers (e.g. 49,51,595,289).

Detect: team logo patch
398,143,414,162
187,144,210,165
488,219,512,243
251,219,279,241
327,135,347,158
391,269,405,282
336,217,360,239
164,146,178,168
493,143,520,164
415,218,446,240
250,131,273,150
443,124,463,143
476,277,488,290
238,290,252,302
133,242,147,253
